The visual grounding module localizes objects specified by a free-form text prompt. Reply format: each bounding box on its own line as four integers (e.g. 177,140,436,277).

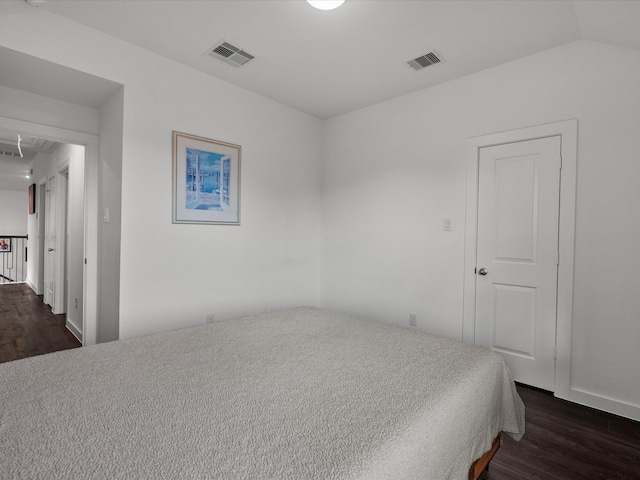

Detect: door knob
48,248,54,252
478,267,488,275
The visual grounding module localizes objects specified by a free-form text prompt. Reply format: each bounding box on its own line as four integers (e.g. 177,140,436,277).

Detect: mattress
0,307,525,479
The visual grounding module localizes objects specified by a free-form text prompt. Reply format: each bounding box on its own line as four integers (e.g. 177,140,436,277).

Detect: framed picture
172,131,241,225
0,238,11,253
28,183,36,214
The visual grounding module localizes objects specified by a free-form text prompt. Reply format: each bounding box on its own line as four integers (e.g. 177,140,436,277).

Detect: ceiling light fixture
307,0,345,11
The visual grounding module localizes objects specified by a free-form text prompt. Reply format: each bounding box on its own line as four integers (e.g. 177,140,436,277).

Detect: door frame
53,163,70,315
36,177,47,295
0,115,99,346
43,174,56,308
463,119,577,399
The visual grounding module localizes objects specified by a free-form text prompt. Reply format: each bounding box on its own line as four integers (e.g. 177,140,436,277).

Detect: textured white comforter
0,307,524,479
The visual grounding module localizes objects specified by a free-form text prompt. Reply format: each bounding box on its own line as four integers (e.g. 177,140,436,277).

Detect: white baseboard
66,320,83,344
26,279,39,295
559,387,640,422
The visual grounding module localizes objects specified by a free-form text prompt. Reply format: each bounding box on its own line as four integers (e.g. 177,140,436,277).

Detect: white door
44,176,56,308
475,136,561,391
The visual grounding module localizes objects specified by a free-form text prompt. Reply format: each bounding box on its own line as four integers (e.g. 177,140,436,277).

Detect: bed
0,307,524,479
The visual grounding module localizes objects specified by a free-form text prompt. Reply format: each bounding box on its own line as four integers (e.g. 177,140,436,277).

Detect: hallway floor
0,283,81,363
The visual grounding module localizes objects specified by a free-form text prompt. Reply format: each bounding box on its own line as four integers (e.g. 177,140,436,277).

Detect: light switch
443,218,452,231
103,208,110,223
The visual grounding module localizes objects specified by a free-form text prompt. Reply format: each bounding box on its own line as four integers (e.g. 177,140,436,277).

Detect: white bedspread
0,307,524,479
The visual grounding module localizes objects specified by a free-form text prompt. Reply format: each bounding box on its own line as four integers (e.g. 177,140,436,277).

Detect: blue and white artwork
185,148,229,211
173,131,241,225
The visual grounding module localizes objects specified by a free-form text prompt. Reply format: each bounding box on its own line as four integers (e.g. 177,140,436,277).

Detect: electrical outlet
74,297,78,309
409,313,417,326
206,313,216,324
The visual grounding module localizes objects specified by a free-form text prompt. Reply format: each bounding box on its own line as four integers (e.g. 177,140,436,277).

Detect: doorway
0,46,123,346
0,116,100,346
463,120,577,398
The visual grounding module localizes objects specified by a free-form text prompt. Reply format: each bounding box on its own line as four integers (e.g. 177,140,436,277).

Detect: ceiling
3,0,638,191
0,44,122,110
0,0,638,121
0,131,58,162
1,0,640,189
0,131,59,190
1,0,637,120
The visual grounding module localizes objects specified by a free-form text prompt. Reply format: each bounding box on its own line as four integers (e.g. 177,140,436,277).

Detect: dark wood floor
0,282,81,363
2,283,639,479
481,384,640,480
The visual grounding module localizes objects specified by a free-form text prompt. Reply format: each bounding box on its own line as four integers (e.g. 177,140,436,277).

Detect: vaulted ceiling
4,0,637,120
1,0,639,190
2,0,640,120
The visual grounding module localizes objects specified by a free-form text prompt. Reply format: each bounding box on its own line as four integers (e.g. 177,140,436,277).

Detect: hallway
0,283,81,363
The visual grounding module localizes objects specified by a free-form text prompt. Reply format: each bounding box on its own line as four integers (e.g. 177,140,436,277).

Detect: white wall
116,57,323,338
0,83,99,136
98,87,124,342
321,40,640,418
0,189,27,282
0,11,323,339
0,189,27,283
0,189,27,234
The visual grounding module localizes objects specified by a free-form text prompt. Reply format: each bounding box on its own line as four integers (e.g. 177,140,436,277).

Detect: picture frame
172,131,241,225
28,183,36,214
0,238,11,253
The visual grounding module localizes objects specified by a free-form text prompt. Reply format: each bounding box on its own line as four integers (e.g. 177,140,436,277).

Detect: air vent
0,148,22,158
407,51,443,71
208,41,255,68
